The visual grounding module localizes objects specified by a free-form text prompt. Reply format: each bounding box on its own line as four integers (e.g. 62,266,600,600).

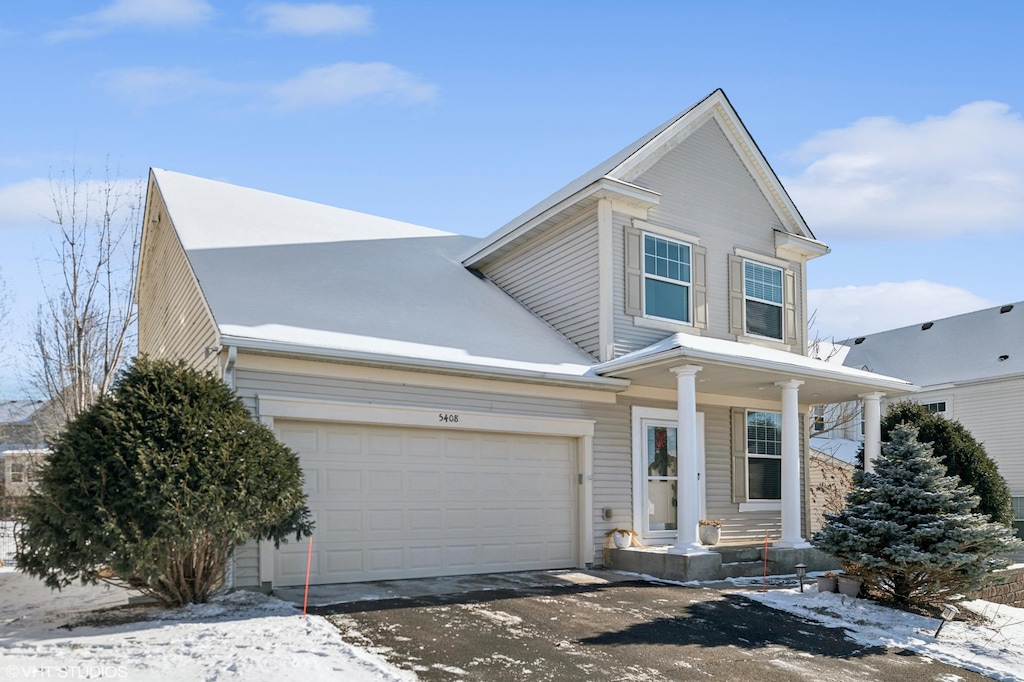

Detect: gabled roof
463,89,818,268
151,170,619,387
0,400,47,425
839,301,1024,387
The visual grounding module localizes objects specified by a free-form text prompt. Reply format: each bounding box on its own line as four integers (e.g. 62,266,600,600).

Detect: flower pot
611,531,632,549
837,575,863,598
698,524,721,546
816,576,838,593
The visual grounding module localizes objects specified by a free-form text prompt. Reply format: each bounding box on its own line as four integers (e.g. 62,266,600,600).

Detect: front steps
605,544,839,582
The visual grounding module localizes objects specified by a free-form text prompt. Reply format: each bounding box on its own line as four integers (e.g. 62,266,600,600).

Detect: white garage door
274,420,578,586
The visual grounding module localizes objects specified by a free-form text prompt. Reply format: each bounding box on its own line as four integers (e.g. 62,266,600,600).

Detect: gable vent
921,322,934,330
999,354,1010,362
1000,304,1014,314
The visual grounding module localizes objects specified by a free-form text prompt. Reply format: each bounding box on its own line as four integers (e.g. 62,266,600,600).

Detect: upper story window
643,234,691,323
922,401,947,415
744,260,783,340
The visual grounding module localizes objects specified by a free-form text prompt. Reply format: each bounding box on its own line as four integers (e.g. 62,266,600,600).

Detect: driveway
303,571,988,682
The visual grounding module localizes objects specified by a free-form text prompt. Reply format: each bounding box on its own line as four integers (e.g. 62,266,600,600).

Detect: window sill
634,316,700,335
735,336,790,352
738,501,781,513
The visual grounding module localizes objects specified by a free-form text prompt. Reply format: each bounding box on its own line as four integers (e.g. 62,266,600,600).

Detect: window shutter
728,255,744,336
784,268,797,346
692,245,707,329
624,227,643,317
731,408,748,503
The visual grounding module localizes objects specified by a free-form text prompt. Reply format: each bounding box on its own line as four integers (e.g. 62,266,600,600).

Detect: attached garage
257,397,595,586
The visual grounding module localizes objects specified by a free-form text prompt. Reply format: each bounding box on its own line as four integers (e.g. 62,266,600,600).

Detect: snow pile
0,568,414,681
746,584,1024,681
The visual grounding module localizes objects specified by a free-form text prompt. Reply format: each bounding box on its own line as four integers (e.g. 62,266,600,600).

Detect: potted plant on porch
606,528,635,549
816,571,839,593
698,519,722,546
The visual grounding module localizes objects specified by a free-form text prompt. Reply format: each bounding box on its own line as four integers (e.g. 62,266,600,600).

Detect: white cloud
254,3,373,36
99,67,242,106
48,0,214,41
0,178,52,229
270,62,437,109
783,101,1024,239
0,177,142,231
808,280,992,340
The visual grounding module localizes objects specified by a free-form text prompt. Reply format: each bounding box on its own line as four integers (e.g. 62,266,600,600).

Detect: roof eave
220,334,629,392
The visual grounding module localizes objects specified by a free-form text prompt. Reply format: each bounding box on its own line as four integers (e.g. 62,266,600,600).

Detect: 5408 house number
438,413,460,423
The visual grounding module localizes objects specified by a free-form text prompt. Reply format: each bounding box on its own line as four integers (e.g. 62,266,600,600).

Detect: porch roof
592,334,917,404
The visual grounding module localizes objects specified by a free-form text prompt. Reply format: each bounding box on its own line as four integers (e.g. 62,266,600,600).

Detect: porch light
794,563,807,593
934,604,959,637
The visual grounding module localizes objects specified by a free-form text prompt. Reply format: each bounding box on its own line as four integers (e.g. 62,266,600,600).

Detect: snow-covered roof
153,170,613,385
809,436,861,465
594,333,914,392
463,89,815,267
839,301,1023,387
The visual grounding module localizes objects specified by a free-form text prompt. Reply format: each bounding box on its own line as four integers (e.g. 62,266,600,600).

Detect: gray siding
230,363,631,583
613,119,805,356
483,211,601,359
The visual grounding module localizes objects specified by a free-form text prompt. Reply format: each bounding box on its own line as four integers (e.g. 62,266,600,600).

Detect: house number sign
438,413,460,423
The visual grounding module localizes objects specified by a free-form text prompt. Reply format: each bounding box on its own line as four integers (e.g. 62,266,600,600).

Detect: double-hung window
744,260,784,340
747,410,782,500
643,234,691,324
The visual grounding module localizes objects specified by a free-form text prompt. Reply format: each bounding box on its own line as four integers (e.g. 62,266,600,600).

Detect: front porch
605,543,839,582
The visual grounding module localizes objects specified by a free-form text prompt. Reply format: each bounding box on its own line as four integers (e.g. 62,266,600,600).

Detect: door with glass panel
641,415,705,540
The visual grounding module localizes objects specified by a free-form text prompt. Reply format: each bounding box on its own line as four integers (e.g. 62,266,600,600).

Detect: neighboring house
0,400,51,511
828,302,1024,538
807,436,858,534
136,89,915,589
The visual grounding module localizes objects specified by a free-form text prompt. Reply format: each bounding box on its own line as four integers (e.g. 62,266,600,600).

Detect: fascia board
461,177,660,267
220,334,629,391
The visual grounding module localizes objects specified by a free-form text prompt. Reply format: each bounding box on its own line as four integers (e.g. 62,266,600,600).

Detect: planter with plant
816,571,839,593
698,519,722,546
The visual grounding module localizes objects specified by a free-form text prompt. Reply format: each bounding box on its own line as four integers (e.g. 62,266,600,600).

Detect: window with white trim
643,233,691,324
747,410,782,500
1012,497,1023,540
811,405,825,432
744,260,784,340
921,401,947,415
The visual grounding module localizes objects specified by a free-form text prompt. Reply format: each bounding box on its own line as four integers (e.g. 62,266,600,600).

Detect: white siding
612,119,805,356
483,211,601,359
914,379,1024,496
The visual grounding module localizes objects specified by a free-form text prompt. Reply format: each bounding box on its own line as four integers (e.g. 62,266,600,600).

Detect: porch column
775,380,810,549
860,392,884,474
669,364,706,555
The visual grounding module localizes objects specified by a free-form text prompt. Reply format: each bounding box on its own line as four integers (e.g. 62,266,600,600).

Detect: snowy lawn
0,567,413,681
742,578,1024,681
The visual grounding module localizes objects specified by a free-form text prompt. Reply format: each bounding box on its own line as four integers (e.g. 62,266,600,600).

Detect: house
136,89,915,589
1,400,52,514
829,302,1024,538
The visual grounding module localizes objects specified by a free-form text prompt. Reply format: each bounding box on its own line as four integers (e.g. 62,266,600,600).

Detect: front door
634,409,705,542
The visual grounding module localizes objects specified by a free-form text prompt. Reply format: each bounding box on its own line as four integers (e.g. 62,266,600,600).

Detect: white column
860,392,884,474
775,380,810,549
669,364,706,555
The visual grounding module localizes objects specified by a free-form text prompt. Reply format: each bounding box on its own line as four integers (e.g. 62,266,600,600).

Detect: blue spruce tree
814,424,1021,607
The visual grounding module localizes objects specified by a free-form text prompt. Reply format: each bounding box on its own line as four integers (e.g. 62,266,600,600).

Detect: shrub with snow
15,357,314,606
813,424,1022,607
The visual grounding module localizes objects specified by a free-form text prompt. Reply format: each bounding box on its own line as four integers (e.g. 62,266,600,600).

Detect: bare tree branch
29,159,142,426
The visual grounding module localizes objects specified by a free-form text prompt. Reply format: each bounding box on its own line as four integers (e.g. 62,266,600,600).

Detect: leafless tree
30,161,142,426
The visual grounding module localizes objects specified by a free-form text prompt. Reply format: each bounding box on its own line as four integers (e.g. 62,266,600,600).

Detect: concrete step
720,560,772,579
710,546,763,563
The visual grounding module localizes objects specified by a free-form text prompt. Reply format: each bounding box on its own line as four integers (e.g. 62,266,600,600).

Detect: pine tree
814,424,1021,607
15,357,314,606
880,400,1013,527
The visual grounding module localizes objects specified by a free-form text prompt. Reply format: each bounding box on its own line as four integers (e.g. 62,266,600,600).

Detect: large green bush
16,357,313,605
815,424,1021,607
880,400,1013,526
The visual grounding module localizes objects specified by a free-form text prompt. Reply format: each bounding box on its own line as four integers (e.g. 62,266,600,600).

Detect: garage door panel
276,421,578,585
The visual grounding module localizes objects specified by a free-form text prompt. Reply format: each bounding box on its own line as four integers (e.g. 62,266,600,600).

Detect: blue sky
2,1,1024,396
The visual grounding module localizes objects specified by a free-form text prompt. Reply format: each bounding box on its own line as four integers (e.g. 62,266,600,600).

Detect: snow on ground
0,567,414,681
742,579,1024,681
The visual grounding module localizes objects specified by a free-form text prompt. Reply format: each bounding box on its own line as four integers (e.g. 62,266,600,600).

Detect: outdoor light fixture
794,563,807,593
934,604,959,637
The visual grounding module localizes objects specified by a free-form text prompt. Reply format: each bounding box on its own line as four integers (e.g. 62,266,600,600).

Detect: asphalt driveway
310,573,987,682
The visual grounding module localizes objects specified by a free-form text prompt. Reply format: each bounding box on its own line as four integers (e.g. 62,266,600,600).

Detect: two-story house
136,89,915,589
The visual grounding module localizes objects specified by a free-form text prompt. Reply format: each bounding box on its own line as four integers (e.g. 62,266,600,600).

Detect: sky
1,1,1024,397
